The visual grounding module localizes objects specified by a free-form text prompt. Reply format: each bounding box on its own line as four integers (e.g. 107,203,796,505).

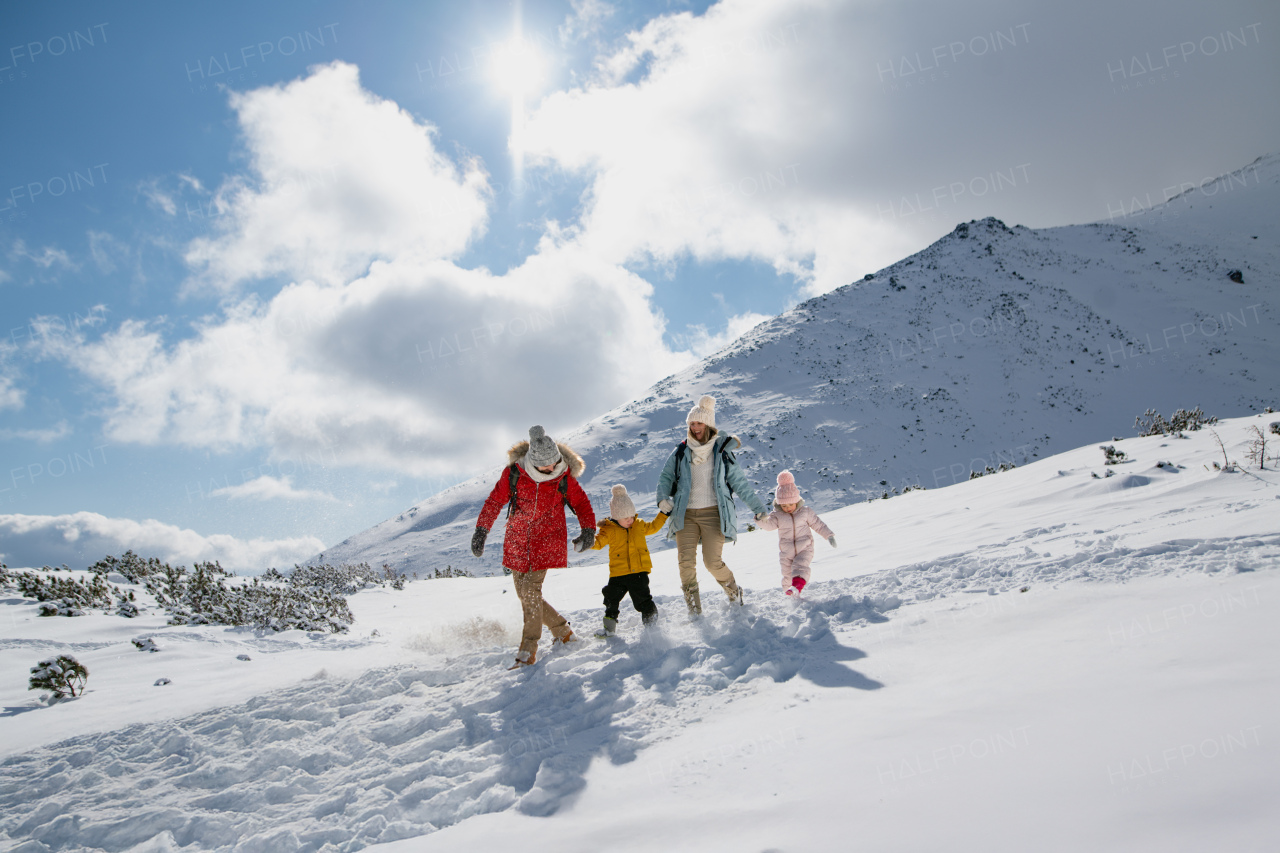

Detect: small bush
428,565,473,580
158,568,355,634
287,562,389,596
1136,407,1217,437
115,589,140,618
15,569,114,611
29,655,89,699
1245,426,1270,469
38,599,86,617
968,463,1014,480
89,551,171,583
1100,445,1126,465
79,554,375,633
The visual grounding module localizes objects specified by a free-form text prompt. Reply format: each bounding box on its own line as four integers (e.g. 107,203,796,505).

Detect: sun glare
490,37,545,99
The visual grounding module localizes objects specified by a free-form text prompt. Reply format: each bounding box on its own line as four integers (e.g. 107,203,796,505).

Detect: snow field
408,563,1279,852
1,415,1277,851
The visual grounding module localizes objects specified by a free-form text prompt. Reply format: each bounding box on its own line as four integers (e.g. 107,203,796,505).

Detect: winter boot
509,648,537,670
555,628,577,645
682,583,702,616
725,582,745,606
641,608,658,628
595,617,618,638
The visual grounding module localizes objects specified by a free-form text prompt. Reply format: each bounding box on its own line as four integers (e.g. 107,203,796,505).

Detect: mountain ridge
315,154,1279,575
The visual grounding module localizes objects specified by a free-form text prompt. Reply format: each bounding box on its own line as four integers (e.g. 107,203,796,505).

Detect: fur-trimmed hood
507,440,585,478
773,497,807,510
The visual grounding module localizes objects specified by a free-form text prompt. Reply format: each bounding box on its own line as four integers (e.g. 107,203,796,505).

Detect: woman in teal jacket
655,395,768,615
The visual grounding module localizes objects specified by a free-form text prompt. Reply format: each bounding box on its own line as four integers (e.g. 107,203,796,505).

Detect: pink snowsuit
758,500,834,589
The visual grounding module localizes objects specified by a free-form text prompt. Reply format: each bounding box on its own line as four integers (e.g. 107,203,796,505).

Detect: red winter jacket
476,440,596,573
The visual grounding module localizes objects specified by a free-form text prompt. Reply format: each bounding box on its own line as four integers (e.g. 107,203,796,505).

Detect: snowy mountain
3,414,1277,851
319,154,1278,575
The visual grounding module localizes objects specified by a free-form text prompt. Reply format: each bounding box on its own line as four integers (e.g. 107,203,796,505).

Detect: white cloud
0,512,323,573
0,342,23,411
138,178,178,216
49,238,689,474
88,230,133,275
675,311,773,360
210,475,336,503
560,0,616,44
0,420,72,443
183,61,492,292
522,0,1028,293
8,239,76,272
40,59,824,476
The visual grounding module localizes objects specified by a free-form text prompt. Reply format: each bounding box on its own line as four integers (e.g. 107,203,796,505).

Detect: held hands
755,512,768,521
828,535,837,548
471,527,488,557
573,528,596,552
658,499,674,514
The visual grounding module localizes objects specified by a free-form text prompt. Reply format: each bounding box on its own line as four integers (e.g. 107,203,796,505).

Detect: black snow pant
602,572,658,623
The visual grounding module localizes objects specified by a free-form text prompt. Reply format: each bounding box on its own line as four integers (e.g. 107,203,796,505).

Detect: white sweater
687,438,718,509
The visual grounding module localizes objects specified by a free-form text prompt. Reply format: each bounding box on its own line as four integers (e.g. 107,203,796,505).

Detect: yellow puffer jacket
591,513,669,577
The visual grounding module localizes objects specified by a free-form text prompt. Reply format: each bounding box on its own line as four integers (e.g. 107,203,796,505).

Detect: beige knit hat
686,394,716,428
609,484,636,519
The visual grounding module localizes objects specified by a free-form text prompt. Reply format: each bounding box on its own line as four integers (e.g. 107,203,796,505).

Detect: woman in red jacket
472,425,596,668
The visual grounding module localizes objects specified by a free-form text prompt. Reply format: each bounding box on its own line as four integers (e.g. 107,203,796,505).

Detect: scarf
687,427,717,466
522,456,567,482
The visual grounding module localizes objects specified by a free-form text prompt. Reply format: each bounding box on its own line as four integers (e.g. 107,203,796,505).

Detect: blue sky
2,0,1277,571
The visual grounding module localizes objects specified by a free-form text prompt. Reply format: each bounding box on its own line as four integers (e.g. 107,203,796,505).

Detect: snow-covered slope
2,414,1277,852
321,154,1279,576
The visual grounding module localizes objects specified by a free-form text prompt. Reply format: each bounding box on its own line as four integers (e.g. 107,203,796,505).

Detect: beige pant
676,506,740,598
512,569,570,655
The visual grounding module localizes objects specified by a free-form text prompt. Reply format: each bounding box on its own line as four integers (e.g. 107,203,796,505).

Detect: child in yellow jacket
590,484,669,636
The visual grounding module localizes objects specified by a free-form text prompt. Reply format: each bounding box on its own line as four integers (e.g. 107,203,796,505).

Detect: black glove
572,528,595,553
471,526,488,557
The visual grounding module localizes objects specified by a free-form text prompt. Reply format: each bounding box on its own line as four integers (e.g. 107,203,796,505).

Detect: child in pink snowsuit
758,471,835,596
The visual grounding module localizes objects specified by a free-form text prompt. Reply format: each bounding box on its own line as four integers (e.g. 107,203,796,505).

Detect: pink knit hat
775,470,800,504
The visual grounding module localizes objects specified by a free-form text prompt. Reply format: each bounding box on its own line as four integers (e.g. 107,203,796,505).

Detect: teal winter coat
655,431,768,543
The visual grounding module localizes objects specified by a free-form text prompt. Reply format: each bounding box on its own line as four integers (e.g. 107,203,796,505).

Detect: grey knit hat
609,484,636,519
526,425,562,468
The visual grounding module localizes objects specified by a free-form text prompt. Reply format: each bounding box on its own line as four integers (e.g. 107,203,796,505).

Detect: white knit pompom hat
609,484,636,519
686,394,716,428
775,470,801,504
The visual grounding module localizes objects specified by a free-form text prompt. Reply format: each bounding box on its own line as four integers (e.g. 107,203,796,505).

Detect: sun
489,36,545,99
